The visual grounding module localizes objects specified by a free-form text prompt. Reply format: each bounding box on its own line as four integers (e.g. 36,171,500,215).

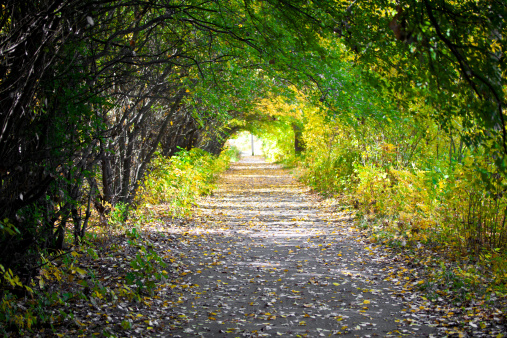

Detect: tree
330,0,506,167
0,0,341,274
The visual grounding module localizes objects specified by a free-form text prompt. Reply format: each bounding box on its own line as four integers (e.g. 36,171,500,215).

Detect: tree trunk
293,123,305,154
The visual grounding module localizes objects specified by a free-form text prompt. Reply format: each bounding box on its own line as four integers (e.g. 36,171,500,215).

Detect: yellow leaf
74,267,86,277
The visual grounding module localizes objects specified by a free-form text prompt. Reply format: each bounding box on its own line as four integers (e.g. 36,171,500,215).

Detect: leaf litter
43,157,506,337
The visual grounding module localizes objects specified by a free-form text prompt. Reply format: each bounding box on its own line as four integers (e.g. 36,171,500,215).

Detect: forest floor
46,157,506,337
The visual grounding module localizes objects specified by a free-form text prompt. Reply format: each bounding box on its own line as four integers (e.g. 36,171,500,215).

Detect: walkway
164,157,437,337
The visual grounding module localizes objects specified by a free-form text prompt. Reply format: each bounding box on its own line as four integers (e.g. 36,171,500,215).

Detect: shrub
136,148,231,217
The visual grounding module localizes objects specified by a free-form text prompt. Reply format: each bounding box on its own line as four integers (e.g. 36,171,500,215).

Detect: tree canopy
0,0,506,291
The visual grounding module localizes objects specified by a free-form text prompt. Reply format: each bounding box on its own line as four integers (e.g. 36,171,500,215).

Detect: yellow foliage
135,148,232,217
354,165,437,241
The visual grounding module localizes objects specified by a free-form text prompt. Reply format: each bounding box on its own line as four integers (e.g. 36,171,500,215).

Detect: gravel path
164,157,438,337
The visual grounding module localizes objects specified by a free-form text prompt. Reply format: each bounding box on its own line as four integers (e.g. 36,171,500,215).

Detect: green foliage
125,239,168,296
293,95,507,288
300,112,360,194
222,146,242,162
0,252,80,335
333,0,507,172
436,157,507,259
136,148,232,217
0,292,37,334
1,0,506,332
108,202,129,226
259,121,296,163
0,265,33,294
0,218,20,237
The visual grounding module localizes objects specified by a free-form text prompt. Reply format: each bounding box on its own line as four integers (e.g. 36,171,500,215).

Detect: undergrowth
301,155,507,300
292,108,507,304
135,147,234,217
0,148,233,336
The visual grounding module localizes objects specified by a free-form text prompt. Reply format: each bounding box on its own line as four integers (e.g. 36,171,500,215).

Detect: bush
136,148,231,217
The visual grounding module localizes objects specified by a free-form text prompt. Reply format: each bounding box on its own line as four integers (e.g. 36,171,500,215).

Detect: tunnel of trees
0,0,506,321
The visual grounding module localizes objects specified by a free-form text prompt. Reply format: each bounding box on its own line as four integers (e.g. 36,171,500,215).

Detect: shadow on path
164,157,437,337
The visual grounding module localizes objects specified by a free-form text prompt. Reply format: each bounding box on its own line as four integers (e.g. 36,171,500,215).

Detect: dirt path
161,157,439,337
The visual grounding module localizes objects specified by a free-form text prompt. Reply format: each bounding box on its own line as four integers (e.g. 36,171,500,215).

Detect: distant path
165,157,437,337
